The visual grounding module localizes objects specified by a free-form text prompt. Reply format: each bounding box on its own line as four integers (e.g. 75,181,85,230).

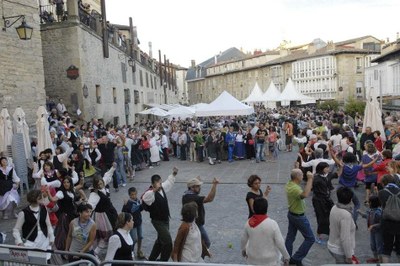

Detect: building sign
66,65,80,80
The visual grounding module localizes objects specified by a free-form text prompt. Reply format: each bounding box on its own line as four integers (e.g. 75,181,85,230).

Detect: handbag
248,139,254,145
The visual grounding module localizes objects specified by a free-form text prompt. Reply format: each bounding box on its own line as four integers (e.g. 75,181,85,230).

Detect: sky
106,0,400,67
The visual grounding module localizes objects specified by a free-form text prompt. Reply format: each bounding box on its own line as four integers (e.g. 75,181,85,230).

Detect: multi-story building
365,38,400,107
0,0,46,127
187,36,381,104
40,0,177,125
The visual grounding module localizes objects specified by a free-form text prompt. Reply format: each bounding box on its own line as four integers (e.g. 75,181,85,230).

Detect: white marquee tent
190,103,209,110
278,78,316,106
195,91,254,117
242,82,264,103
167,106,196,119
262,81,281,108
138,107,169,117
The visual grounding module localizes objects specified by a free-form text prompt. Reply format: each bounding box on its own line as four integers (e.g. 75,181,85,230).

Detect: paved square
1,149,372,265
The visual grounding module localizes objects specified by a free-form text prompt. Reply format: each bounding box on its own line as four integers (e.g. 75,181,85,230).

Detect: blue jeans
198,224,211,248
130,224,143,247
371,230,383,255
256,143,264,161
285,212,315,262
115,162,127,185
338,185,360,223
228,145,234,161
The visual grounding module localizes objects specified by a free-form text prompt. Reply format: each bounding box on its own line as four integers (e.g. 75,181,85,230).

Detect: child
357,195,383,263
122,187,146,259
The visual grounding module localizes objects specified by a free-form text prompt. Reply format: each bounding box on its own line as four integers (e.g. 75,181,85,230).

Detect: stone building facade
41,0,177,125
187,36,381,105
0,0,46,126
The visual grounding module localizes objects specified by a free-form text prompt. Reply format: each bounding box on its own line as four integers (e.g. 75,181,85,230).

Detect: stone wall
0,0,46,128
41,20,170,125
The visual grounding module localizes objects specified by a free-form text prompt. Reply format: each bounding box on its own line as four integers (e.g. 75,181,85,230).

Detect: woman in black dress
245,175,271,218
312,162,335,244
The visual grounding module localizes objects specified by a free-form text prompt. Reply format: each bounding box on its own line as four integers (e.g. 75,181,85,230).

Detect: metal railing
78,7,97,32
39,4,55,24
0,244,98,266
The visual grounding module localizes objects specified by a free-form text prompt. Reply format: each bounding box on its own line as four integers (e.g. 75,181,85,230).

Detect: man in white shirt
56,98,66,116
142,167,178,261
160,131,169,161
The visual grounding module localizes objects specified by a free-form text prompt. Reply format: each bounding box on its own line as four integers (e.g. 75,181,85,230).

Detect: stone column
67,0,79,22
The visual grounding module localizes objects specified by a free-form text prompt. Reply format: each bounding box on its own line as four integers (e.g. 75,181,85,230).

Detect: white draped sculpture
13,107,31,160
0,108,13,153
36,106,54,154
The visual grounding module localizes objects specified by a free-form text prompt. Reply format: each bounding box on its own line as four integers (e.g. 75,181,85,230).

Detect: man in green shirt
285,169,314,266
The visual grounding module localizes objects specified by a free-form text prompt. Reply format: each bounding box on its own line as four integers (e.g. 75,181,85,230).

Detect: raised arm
204,178,219,203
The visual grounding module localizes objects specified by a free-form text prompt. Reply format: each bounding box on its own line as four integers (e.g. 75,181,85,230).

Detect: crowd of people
1,101,400,265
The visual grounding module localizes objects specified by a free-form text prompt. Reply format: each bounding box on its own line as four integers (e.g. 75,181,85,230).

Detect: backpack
382,188,400,221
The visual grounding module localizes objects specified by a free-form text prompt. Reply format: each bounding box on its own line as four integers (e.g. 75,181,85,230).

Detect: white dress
149,137,161,163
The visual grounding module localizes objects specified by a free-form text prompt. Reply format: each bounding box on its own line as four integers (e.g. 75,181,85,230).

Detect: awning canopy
195,91,254,117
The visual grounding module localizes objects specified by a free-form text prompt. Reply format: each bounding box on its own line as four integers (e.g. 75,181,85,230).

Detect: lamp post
3,15,33,40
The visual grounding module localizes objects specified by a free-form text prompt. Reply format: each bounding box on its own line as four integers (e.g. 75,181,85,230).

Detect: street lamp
3,15,33,40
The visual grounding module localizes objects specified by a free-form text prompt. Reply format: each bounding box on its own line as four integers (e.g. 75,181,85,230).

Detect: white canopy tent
242,82,264,103
190,103,209,110
278,78,316,106
262,81,281,108
167,106,196,119
138,107,169,117
363,87,386,140
195,91,254,117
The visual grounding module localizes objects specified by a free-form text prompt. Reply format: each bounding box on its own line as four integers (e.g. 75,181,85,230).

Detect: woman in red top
373,131,383,152
372,149,392,189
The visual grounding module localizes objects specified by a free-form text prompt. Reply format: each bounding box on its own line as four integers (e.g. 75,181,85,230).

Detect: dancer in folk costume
88,164,118,259
0,156,20,219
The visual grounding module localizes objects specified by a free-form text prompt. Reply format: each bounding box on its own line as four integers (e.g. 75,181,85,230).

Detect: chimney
148,42,152,58
326,41,336,51
397,32,399,41
191,60,196,68
214,55,217,64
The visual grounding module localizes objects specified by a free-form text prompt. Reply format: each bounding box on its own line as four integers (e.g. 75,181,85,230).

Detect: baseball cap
187,178,203,188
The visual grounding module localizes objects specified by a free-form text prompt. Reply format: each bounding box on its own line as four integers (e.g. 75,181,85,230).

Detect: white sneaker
122,183,127,187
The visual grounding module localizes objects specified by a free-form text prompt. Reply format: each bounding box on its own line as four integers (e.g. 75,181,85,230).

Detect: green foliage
345,98,366,117
317,100,339,111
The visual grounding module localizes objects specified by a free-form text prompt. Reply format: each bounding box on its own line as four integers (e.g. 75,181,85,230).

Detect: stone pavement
1,148,375,265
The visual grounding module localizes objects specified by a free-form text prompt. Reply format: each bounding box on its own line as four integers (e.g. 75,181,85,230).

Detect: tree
345,98,365,117
317,100,339,111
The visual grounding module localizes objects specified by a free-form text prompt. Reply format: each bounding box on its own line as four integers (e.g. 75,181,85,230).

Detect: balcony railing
78,7,97,32
39,3,68,24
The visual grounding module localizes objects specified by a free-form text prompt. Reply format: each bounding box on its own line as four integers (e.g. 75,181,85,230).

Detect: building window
145,72,149,88
134,90,140,104
356,57,362,73
150,75,153,89
124,89,131,103
139,70,143,86
154,76,157,89
113,87,117,104
121,63,127,83
96,85,101,104
132,71,136,85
